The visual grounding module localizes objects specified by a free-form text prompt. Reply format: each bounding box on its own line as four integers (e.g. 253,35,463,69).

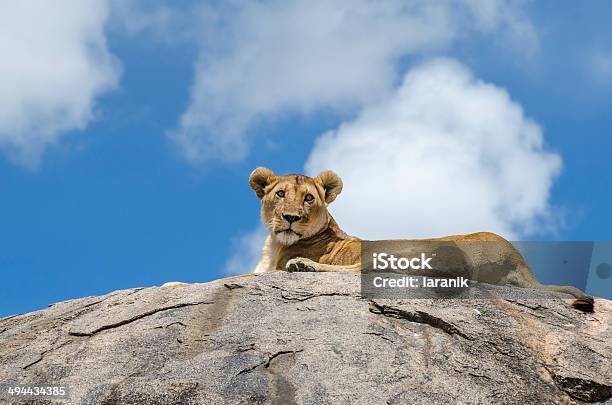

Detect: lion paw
286,258,318,273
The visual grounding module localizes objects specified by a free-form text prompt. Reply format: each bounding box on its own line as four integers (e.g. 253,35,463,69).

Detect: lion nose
282,213,302,224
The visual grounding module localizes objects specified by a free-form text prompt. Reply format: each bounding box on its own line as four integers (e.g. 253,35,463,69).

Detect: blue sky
1,1,611,317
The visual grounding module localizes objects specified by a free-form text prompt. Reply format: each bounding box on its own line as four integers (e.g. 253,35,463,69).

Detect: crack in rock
22,353,45,370
369,302,471,340
22,338,75,370
281,292,355,302
224,282,244,290
69,301,212,337
235,349,303,405
505,299,547,311
363,331,394,343
237,350,304,376
264,284,356,302
549,370,612,403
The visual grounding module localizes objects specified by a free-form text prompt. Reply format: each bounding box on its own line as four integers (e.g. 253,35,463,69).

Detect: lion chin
275,230,301,246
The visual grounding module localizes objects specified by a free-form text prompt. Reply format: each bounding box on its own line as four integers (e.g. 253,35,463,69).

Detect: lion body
249,167,594,312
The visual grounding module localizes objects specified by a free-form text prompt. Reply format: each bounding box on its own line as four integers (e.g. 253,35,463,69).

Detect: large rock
0,272,611,404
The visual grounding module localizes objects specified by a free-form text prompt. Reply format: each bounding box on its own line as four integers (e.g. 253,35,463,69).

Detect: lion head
249,167,343,246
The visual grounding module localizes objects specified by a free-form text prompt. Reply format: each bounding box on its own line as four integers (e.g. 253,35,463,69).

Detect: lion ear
249,167,276,199
315,170,343,204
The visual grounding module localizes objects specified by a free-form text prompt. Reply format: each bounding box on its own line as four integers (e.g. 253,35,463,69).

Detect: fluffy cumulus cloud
306,59,561,240
0,1,119,167
109,0,193,43
172,0,538,164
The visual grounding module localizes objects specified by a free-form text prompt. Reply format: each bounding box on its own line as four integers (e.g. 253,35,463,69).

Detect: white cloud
0,1,119,167
463,0,539,55
305,59,561,239
172,0,538,164
224,226,268,275
109,0,193,43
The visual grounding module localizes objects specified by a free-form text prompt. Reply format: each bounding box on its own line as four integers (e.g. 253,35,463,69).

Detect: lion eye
304,194,314,202
276,190,285,198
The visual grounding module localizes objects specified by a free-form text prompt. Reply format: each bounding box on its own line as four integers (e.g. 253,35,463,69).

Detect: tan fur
249,167,594,312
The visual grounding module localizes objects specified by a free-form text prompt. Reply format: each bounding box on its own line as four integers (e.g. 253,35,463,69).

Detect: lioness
249,167,594,312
